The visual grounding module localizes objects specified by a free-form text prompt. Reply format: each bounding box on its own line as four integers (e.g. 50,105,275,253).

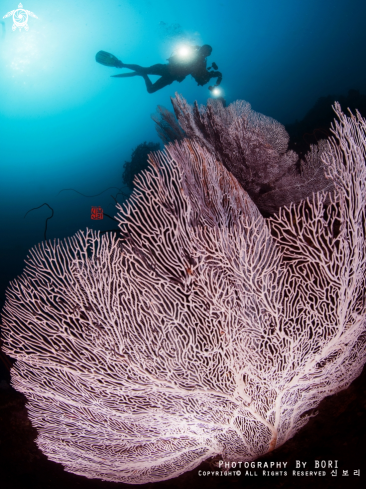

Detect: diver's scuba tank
95,51,123,68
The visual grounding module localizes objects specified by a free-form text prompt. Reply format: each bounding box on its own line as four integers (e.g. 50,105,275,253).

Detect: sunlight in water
5,32,39,77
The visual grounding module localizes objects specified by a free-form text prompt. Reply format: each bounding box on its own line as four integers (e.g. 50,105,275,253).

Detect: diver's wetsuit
112,46,222,94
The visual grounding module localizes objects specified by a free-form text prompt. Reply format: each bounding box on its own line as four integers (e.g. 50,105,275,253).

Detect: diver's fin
95,51,123,68
111,72,140,78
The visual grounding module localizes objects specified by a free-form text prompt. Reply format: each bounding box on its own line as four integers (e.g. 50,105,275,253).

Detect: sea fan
164,94,334,215
1,103,366,484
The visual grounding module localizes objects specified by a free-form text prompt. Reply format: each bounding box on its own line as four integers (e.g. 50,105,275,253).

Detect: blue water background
0,0,366,307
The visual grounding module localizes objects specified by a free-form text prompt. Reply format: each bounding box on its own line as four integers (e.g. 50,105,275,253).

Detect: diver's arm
208,70,222,87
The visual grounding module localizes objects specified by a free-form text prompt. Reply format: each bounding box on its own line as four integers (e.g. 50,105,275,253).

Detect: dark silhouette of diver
95,45,222,94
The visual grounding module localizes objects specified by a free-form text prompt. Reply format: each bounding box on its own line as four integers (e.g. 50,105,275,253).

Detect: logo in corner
3,3,38,31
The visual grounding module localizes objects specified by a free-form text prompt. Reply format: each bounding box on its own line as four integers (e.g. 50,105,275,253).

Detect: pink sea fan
1,104,366,484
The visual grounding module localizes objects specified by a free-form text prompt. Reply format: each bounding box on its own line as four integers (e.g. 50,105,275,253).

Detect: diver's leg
141,75,174,94
119,63,167,76
121,63,148,73
111,70,174,94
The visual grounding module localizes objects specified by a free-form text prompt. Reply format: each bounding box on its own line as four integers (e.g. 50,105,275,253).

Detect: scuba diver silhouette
95,45,222,94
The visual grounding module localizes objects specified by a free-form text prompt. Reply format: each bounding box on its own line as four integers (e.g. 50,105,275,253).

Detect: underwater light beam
212,87,222,96
176,44,194,59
